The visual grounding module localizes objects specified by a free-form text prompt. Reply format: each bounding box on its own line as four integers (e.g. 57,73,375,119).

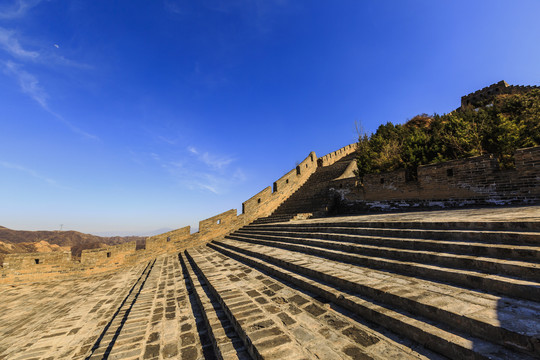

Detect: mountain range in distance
0,225,152,266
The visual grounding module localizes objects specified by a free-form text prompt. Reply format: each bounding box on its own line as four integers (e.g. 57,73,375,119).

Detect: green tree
355,88,540,178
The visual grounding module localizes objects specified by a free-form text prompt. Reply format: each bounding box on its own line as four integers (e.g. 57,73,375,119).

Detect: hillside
356,87,540,180
0,226,145,265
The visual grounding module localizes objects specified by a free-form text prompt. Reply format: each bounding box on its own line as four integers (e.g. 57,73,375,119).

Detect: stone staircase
251,153,357,225
192,218,540,359
182,245,438,360
2,210,539,360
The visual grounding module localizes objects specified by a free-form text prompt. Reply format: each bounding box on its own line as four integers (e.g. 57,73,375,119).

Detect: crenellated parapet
461,80,539,108
0,144,357,283
331,146,540,212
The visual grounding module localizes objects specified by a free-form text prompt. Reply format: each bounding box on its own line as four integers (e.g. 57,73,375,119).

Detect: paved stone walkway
290,205,540,225
0,206,538,359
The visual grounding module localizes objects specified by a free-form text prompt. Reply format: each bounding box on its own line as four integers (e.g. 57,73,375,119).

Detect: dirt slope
0,226,145,266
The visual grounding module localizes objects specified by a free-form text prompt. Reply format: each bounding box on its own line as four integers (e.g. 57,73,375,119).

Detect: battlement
332,146,540,212
0,144,356,283
461,80,539,108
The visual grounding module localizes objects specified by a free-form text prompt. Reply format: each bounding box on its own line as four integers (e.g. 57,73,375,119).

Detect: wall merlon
145,226,191,253
3,251,72,269
242,186,272,216
80,241,137,266
199,209,238,232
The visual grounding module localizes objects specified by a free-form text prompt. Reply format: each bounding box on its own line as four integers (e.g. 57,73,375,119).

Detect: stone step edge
246,221,540,232
84,260,155,359
240,225,540,242
184,249,265,360
227,233,540,280
179,253,249,360
207,242,530,360
243,225,540,244
215,239,540,357
226,234,540,302
235,229,540,262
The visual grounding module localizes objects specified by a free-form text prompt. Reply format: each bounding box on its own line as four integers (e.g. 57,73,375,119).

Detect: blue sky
1,0,539,235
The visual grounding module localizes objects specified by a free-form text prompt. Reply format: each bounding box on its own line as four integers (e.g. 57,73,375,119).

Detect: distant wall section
461,80,540,108
331,146,540,212
0,143,357,283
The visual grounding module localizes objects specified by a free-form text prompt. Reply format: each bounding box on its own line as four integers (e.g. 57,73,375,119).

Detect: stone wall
461,80,539,108
0,144,357,283
332,146,540,212
146,226,191,254
80,241,137,268
3,251,72,270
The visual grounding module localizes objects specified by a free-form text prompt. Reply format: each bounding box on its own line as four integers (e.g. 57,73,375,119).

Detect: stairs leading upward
205,218,540,359
2,211,539,360
251,153,357,225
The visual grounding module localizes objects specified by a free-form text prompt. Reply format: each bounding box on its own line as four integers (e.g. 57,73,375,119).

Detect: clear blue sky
1,0,539,235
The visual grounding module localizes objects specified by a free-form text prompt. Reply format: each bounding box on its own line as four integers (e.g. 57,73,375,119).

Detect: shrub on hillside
356,89,540,182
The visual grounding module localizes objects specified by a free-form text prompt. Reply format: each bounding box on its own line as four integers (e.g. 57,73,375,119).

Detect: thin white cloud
188,146,234,170
0,161,57,186
150,148,245,194
165,160,222,194
0,27,91,69
2,61,99,140
156,135,176,145
0,0,42,19
198,183,219,194
3,60,47,106
232,168,247,182
0,27,39,60
200,152,234,169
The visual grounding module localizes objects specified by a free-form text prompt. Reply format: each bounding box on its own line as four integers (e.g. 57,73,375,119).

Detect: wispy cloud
0,26,91,69
0,1,96,140
188,145,234,170
0,0,42,19
2,61,99,140
149,147,245,194
0,27,39,59
156,135,177,145
3,60,46,106
0,160,58,187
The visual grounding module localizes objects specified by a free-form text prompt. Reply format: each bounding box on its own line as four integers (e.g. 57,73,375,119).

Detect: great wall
0,144,355,283
1,83,539,360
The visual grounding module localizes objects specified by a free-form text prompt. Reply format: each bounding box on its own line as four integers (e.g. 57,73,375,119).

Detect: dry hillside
0,226,145,265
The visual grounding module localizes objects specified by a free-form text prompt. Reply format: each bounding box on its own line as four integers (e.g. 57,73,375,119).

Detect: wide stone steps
83,254,217,360
250,215,295,225
180,252,251,360
235,228,540,262
244,223,540,244
227,232,540,281
185,246,440,360
185,248,313,360
84,260,155,359
226,234,540,303
210,239,540,359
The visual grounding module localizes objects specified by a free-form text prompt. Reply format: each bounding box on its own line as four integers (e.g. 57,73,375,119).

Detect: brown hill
0,226,145,265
